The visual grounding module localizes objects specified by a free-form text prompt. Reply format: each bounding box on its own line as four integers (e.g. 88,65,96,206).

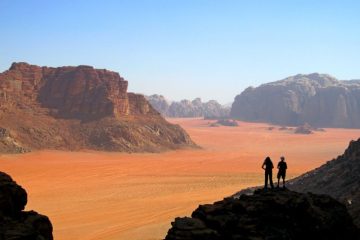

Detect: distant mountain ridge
231,73,360,128
146,95,230,118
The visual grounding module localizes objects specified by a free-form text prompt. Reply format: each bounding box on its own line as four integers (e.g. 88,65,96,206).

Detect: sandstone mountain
165,188,358,240
231,73,360,128
0,62,195,153
146,95,230,118
0,171,53,239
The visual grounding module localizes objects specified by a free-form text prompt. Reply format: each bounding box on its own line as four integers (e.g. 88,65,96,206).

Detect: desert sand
1,118,360,240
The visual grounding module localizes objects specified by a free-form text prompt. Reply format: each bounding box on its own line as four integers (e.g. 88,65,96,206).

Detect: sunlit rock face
0,62,196,153
1,62,130,120
231,73,360,128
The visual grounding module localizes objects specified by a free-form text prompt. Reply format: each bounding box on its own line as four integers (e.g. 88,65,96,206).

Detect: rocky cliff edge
165,188,359,240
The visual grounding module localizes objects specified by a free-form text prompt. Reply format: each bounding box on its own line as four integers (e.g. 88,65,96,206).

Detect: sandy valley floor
1,118,360,240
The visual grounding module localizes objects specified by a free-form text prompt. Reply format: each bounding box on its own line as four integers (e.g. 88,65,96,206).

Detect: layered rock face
165,189,358,240
0,171,53,239
230,73,360,128
0,62,195,153
289,138,360,227
146,95,230,118
1,62,130,120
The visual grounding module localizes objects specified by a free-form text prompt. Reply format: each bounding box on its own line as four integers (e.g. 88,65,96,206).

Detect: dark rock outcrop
231,73,360,128
289,138,360,227
214,119,239,127
293,123,325,134
294,123,314,134
0,171,53,239
165,188,359,240
146,95,230,118
0,62,196,153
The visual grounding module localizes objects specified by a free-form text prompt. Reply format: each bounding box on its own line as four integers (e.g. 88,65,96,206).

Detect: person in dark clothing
277,156,287,188
262,157,274,189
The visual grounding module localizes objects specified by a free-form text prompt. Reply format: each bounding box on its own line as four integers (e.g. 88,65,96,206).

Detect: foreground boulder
165,189,358,240
0,171,53,239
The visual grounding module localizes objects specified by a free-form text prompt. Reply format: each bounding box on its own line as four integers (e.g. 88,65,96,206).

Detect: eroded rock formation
0,171,53,239
231,73,360,128
146,95,230,118
0,62,195,153
208,119,239,127
165,188,359,240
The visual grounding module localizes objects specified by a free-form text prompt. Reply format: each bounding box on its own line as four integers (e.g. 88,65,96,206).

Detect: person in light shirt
277,156,288,188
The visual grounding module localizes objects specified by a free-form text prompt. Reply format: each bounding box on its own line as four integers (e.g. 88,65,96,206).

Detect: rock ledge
165,188,358,240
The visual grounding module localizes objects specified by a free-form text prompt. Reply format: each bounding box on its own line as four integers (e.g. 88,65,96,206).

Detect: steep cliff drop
0,171,53,239
0,62,196,153
230,73,360,128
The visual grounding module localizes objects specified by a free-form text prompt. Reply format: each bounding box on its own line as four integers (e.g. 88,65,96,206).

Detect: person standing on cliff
277,156,287,188
262,157,274,189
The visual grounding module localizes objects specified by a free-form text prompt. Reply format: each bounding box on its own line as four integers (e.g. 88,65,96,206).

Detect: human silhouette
277,156,287,188
262,157,274,189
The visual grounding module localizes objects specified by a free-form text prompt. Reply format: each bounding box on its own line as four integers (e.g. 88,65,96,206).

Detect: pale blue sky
1,0,359,103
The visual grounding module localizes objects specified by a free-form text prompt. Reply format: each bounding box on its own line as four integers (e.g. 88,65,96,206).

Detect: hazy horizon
1,0,360,103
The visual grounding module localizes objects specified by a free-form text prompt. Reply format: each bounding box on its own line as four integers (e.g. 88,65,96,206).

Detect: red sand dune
1,118,360,240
